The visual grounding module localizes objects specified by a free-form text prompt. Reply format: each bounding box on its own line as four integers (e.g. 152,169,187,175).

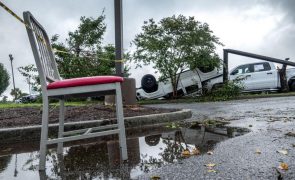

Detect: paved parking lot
140,97,295,179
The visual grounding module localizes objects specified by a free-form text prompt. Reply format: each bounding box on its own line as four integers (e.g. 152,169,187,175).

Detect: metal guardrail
223,49,295,82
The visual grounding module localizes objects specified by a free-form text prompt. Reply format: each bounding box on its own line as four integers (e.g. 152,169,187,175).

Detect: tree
133,15,223,97
10,88,27,101
0,63,10,96
51,13,130,78
18,64,40,94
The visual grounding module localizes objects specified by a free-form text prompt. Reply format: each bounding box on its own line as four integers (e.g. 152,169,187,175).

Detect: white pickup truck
206,62,295,92
136,61,295,100
136,68,222,100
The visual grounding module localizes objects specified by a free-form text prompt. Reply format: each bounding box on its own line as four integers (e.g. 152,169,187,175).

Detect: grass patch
0,101,102,109
139,91,295,105
238,91,295,99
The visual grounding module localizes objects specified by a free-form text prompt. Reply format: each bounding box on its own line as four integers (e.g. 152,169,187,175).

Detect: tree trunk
172,83,178,98
279,59,289,92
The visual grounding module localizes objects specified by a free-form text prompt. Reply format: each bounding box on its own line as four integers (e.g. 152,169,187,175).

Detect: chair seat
47,76,124,90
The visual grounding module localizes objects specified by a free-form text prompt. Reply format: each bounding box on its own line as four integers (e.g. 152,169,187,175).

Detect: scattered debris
255,149,262,154
278,163,288,171
182,149,191,157
207,151,214,155
277,150,288,155
207,169,217,173
191,148,200,155
207,151,213,155
205,163,216,168
285,132,295,137
205,163,217,173
151,175,161,180
182,148,201,156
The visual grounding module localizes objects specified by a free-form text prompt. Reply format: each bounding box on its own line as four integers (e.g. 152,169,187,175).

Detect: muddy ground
0,105,178,128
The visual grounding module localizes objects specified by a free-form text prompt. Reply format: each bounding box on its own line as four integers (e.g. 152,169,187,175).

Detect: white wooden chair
23,11,128,171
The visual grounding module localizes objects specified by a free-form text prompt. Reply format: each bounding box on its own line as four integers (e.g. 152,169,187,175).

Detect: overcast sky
0,0,295,98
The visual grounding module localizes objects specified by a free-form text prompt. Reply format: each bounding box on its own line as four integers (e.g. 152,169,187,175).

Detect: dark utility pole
223,49,229,82
114,0,124,77
9,54,16,101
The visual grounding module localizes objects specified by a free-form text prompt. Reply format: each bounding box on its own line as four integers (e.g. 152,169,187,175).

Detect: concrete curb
0,109,192,144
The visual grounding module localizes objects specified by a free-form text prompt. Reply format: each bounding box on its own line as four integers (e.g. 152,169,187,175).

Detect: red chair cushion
47,76,124,90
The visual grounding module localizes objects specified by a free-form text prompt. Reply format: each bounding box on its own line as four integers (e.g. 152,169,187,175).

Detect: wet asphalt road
138,96,295,180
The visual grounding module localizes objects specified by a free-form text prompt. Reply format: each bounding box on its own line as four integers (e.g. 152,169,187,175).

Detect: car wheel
290,80,295,91
141,74,158,93
145,135,161,146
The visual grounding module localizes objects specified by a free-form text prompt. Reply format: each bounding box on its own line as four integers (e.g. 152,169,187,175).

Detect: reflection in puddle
0,122,249,179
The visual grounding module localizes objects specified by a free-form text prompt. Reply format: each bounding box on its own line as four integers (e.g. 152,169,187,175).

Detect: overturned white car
136,68,222,100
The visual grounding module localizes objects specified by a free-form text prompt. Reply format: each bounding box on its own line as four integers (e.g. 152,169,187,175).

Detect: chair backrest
23,11,60,91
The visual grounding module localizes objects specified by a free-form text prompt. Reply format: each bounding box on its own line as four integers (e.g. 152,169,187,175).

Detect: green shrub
206,79,244,101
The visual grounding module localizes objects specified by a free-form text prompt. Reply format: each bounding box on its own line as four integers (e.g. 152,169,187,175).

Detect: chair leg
57,99,65,154
115,83,128,160
39,96,49,171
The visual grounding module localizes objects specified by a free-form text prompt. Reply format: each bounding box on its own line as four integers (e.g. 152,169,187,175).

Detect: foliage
51,13,130,78
18,64,40,93
133,15,223,97
207,79,244,101
0,63,10,96
10,88,28,101
1,96,8,103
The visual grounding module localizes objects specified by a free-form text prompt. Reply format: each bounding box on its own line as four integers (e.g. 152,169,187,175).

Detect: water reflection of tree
139,124,241,173
62,144,112,179
21,145,124,179
0,155,12,173
140,131,187,173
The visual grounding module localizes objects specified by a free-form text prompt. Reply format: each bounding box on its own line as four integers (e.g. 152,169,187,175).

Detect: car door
248,62,277,90
229,64,254,90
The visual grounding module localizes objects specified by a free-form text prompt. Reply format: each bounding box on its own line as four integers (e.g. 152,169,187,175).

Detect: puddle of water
0,122,249,179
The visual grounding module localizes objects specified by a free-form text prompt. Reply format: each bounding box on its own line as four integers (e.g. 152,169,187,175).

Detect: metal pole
9,54,16,101
224,49,295,67
223,49,229,82
114,0,124,77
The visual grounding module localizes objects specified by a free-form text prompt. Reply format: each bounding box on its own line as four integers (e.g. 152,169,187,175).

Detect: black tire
290,80,295,91
141,74,158,93
145,135,161,146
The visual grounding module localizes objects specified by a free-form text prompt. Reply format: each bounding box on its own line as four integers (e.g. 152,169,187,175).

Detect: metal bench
23,11,128,171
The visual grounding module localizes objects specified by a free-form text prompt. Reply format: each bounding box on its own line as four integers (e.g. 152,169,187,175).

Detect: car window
253,63,271,72
231,64,253,75
263,62,271,71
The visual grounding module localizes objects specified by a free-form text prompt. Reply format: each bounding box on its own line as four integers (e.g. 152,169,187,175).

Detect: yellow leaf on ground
277,150,288,155
150,175,161,180
191,148,200,155
207,169,217,173
207,151,213,155
182,149,190,156
205,163,216,168
255,149,261,154
278,163,288,170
